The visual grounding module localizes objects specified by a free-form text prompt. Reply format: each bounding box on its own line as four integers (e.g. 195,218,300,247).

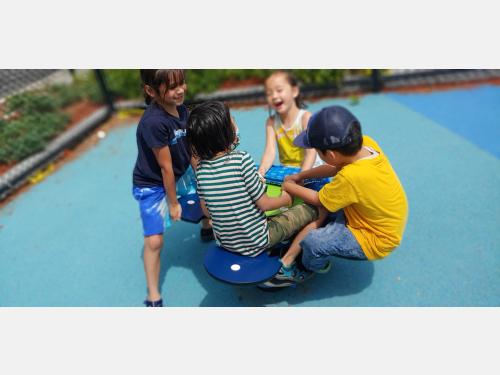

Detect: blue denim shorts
132,166,197,236
300,210,367,271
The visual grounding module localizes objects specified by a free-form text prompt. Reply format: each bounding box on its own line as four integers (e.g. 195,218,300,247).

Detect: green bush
99,69,352,101
185,70,225,100
186,69,348,98
70,72,105,104
0,112,69,163
103,69,141,100
5,93,58,114
293,69,345,86
47,84,86,107
0,73,96,164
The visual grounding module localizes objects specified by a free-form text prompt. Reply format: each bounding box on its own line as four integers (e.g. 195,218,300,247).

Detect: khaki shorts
267,203,319,248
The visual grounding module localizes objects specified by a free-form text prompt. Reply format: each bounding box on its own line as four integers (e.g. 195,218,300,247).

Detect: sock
279,259,295,270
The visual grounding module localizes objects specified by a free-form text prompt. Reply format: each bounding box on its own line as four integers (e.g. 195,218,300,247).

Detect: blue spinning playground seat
203,244,282,285
178,193,205,223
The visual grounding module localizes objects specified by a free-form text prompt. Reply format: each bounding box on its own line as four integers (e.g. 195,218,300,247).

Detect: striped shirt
196,151,269,256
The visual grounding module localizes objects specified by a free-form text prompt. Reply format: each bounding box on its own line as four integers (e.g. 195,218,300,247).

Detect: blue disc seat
178,193,205,223
203,244,283,285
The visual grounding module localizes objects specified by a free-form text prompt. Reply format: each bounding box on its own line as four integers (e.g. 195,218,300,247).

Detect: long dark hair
139,69,186,105
187,101,236,160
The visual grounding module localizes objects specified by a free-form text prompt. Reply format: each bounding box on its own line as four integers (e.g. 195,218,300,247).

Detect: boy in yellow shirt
273,105,408,285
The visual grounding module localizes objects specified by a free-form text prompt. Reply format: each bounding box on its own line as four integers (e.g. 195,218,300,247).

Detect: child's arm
282,180,322,207
301,149,317,171
242,151,290,212
255,190,292,212
299,112,318,171
153,146,182,221
257,117,277,176
286,164,338,184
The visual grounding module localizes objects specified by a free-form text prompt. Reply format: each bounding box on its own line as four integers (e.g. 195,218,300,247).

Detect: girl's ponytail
284,71,306,109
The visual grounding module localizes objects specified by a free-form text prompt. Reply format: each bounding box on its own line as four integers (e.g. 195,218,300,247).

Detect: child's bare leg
143,234,163,301
201,217,212,229
281,207,328,267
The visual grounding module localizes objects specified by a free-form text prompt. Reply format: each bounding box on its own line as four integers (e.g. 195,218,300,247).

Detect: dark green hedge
0,112,69,163
0,86,90,163
102,69,351,101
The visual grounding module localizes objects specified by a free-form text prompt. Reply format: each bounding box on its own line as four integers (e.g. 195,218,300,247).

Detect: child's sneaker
258,278,296,289
144,298,163,307
275,261,314,283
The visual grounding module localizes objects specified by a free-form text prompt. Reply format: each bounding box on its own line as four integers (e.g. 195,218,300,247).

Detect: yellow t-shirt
318,136,408,260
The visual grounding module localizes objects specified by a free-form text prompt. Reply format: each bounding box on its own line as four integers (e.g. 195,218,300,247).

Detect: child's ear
144,85,156,99
292,86,299,99
326,150,337,161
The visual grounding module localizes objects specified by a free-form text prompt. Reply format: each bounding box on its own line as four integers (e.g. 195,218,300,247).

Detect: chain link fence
0,70,73,99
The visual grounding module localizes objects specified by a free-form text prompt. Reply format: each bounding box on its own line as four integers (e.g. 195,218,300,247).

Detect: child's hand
282,181,291,193
169,201,182,221
257,169,266,183
281,190,292,207
284,173,303,185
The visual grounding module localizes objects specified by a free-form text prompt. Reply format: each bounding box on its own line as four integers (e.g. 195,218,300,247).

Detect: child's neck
278,106,299,128
211,149,232,160
344,147,373,165
157,101,179,118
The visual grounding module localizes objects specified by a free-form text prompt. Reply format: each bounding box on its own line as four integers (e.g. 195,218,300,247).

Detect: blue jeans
300,210,367,271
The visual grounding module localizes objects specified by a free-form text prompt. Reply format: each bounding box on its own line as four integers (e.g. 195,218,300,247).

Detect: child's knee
300,229,321,253
300,232,315,259
145,235,163,252
301,246,320,271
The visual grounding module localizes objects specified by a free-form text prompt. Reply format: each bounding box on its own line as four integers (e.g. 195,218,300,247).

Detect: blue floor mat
387,85,500,158
1,86,499,306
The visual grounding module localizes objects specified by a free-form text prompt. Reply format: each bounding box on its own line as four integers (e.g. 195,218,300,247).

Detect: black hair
319,121,363,156
187,101,236,160
265,70,306,112
139,69,186,105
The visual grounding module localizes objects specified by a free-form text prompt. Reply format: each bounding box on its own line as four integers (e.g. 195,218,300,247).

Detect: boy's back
319,135,408,259
196,150,269,256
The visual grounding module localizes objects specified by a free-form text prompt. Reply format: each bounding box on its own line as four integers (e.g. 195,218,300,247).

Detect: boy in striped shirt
187,101,326,260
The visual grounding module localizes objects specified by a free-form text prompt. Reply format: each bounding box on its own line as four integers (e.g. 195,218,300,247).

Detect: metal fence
0,69,73,99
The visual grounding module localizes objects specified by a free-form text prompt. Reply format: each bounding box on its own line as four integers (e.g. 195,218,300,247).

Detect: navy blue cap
294,105,360,149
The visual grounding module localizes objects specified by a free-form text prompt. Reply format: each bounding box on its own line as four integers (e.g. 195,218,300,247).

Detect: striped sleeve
240,152,266,202
195,167,204,199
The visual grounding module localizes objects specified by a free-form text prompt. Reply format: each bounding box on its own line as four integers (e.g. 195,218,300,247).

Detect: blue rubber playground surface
1,84,499,307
